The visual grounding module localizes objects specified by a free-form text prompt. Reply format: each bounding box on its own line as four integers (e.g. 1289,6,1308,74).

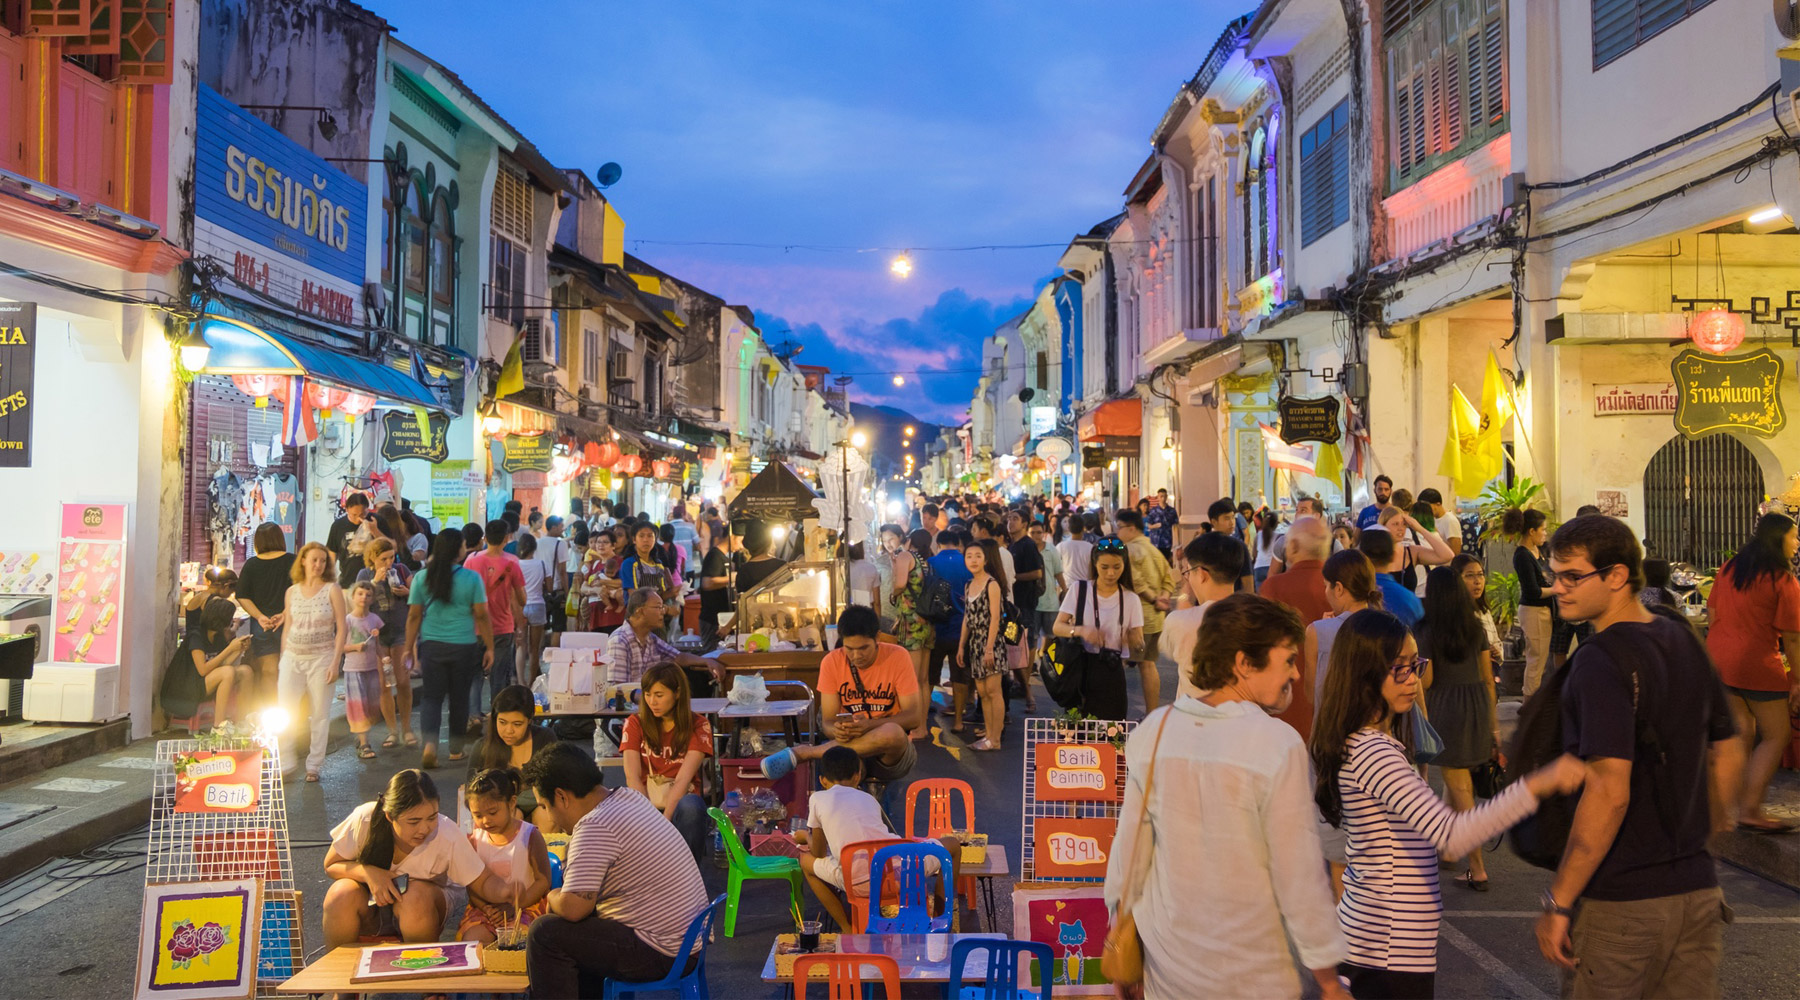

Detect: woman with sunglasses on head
1052,536,1143,721
1311,610,1585,999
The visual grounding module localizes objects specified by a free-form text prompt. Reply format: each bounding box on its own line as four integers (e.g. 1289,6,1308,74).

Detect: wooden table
961,844,1011,932
276,945,528,995
759,932,1006,983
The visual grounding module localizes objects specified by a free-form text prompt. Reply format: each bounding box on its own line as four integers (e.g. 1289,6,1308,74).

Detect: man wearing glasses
1167,532,1247,702
1535,515,1743,999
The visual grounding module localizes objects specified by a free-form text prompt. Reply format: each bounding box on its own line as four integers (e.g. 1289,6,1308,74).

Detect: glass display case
733,560,844,652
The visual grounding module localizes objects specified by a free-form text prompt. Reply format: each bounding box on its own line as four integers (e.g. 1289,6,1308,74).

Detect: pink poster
53,503,127,665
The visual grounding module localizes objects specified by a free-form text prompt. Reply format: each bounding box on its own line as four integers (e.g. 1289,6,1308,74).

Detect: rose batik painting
135,879,261,1000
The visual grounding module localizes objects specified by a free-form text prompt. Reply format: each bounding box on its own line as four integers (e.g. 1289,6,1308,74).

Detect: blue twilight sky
366,1,1246,422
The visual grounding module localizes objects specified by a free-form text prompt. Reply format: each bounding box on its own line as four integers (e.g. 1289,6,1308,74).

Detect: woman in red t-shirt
1705,512,1800,832
620,662,713,858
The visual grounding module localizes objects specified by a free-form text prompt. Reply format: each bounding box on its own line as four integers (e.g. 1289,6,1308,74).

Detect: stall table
276,946,528,995
962,844,1011,932
759,932,1006,984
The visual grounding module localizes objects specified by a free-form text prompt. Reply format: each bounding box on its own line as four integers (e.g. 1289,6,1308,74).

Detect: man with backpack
1530,515,1743,998
926,530,973,732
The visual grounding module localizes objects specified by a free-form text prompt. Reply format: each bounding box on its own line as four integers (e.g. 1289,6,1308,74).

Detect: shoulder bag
1101,707,1174,986
1040,581,1091,709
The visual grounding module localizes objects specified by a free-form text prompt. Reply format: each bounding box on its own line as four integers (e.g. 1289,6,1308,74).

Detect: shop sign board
499,434,554,473
1670,348,1786,439
52,503,127,666
173,749,263,814
429,460,472,528
1276,395,1341,444
1032,817,1117,879
1593,382,1677,417
0,301,36,467
193,84,368,327
1034,436,1072,466
378,410,449,463
1094,435,1138,458
1032,743,1120,802
1029,405,1057,436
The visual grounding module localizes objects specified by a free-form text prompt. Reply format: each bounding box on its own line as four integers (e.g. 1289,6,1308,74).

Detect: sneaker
760,747,797,781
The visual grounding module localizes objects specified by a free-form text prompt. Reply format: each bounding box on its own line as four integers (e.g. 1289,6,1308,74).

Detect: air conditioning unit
519,317,545,363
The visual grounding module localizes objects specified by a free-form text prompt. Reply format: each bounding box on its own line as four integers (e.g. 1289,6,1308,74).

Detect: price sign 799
1032,817,1117,879
1046,832,1106,867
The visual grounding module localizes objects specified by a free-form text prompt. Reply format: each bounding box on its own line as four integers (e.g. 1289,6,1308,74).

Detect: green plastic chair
708,806,806,937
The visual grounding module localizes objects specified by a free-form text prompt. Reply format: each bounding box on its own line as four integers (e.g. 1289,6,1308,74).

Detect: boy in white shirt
796,746,958,930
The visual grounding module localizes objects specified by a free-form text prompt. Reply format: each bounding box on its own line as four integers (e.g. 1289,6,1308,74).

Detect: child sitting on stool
794,746,959,931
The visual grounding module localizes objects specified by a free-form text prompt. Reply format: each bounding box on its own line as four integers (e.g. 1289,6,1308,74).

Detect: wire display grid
145,737,303,995
1019,716,1137,883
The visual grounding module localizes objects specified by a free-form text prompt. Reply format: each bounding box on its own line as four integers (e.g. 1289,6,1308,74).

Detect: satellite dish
595,162,623,188
1018,388,1035,403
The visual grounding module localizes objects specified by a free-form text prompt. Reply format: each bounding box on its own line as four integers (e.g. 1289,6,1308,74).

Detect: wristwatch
1540,889,1575,919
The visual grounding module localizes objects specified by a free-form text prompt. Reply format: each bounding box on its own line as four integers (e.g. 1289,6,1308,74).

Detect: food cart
719,461,843,687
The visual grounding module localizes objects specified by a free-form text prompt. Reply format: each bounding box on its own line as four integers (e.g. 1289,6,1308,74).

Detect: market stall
719,461,842,685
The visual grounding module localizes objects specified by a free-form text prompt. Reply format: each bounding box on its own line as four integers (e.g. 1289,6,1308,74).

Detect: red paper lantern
594,440,621,468
651,459,673,480
231,373,278,399
305,383,349,412
614,453,643,476
1688,309,1745,355
339,391,377,417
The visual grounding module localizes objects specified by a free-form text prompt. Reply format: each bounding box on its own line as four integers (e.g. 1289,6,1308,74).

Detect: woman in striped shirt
1309,609,1585,999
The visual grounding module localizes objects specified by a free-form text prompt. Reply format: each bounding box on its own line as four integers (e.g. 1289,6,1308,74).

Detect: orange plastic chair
903,778,978,914
836,837,911,932
792,952,901,1000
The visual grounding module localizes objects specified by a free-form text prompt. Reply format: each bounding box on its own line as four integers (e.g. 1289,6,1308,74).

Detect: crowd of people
158,471,1800,998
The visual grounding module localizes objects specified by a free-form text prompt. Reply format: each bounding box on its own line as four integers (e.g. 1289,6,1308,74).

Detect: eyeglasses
1095,538,1126,553
1390,656,1428,683
1551,565,1615,588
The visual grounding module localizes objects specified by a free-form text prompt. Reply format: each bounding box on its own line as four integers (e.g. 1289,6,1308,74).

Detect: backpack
917,563,955,623
1039,581,1094,709
1505,624,1671,869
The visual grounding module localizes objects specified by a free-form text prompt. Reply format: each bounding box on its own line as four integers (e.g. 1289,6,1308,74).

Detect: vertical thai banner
0,301,36,468
52,503,128,665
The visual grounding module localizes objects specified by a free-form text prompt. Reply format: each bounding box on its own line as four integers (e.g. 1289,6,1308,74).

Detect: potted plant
1485,571,1525,695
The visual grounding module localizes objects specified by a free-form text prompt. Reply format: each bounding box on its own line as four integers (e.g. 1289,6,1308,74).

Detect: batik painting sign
1011,882,1114,994
135,879,261,1000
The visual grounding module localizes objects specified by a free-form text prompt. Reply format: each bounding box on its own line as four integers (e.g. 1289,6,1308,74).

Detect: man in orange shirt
1257,516,1332,739
761,605,923,783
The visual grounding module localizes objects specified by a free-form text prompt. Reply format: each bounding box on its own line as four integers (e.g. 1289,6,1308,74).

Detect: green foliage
1476,478,1548,537
1486,572,1521,633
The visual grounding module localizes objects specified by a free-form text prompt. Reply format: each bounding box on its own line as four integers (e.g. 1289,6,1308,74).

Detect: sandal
357,743,377,760
402,733,420,747
1458,871,1490,892
381,735,398,749
305,771,320,783
447,752,467,763
1737,818,1800,834
970,738,1001,752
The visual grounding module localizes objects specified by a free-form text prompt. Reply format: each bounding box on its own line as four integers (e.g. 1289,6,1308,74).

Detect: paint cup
798,920,821,952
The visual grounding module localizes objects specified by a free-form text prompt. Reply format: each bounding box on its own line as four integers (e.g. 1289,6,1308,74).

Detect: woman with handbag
1311,609,1585,999
1416,567,1500,891
1102,594,1348,1000
1052,537,1143,721
956,538,1010,751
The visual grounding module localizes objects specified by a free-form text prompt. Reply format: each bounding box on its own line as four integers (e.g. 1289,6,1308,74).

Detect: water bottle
710,827,727,867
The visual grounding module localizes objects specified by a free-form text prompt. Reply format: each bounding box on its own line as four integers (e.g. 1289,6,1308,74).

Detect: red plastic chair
836,837,910,932
792,952,901,1000
903,778,978,915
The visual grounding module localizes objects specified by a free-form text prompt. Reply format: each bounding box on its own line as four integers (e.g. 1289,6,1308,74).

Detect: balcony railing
1382,133,1511,261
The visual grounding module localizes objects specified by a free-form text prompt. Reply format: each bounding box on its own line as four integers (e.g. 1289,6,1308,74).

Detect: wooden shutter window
491,165,533,245
67,0,118,55
25,0,87,36
1592,0,1715,70
116,0,172,85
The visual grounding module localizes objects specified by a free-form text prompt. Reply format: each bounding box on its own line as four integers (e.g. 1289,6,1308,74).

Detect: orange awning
1078,398,1142,441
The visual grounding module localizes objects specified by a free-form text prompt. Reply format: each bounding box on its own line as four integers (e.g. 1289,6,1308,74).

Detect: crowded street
3,1,1800,998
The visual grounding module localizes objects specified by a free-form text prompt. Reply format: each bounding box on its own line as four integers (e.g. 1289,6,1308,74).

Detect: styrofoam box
24,663,121,722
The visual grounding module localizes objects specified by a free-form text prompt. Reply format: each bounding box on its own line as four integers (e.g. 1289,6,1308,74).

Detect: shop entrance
1642,433,1766,569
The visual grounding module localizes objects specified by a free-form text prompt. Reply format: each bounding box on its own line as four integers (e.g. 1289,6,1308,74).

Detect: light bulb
892,375,905,386
890,254,913,278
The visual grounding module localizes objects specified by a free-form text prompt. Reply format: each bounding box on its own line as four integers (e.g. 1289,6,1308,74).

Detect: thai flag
1260,424,1316,475
281,376,316,446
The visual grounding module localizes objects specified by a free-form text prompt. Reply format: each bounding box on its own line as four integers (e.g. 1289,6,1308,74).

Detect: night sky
367,0,1247,422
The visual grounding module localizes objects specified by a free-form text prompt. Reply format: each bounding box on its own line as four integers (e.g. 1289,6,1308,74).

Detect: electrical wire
1523,84,1780,192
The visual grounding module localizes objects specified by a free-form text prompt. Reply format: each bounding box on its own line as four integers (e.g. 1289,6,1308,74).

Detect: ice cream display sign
52,503,127,666
1033,743,1120,802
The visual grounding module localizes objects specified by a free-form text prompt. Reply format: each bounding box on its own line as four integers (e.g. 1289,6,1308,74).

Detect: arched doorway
1642,434,1767,568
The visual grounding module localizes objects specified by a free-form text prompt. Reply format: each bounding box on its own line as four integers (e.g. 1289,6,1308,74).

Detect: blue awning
195,315,446,411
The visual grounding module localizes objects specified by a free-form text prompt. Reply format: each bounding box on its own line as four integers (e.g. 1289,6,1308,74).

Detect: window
405,214,426,292
1242,118,1279,282
1198,177,1218,328
1386,0,1506,191
381,199,394,282
644,350,665,415
582,327,602,387
431,201,454,303
1300,99,1351,246
489,234,525,326
1592,0,1715,68
1036,351,1048,390
491,163,533,243
607,341,632,406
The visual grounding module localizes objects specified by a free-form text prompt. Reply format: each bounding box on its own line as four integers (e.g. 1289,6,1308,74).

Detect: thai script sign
500,434,555,474
1276,395,1341,444
380,410,450,464
1592,382,1676,417
1670,349,1786,439
0,301,34,467
195,84,368,324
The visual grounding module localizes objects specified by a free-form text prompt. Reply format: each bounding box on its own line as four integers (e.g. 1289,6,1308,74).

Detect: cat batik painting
1011,884,1112,990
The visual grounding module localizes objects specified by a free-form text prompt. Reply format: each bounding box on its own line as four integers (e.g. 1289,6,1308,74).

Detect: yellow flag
1438,386,1488,498
1476,352,1513,479
497,334,525,399
1315,440,1344,484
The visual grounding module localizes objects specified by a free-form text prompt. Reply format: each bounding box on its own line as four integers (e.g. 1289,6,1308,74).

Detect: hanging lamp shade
1688,309,1745,355
594,440,620,467
231,373,279,399
615,453,643,476
651,459,673,480
338,391,377,417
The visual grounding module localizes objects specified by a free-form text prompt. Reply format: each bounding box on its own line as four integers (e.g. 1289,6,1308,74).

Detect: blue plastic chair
864,842,953,933
602,893,726,999
949,938,1056,1000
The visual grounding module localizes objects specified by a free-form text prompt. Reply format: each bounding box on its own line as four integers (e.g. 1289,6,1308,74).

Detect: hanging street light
890,253,913,278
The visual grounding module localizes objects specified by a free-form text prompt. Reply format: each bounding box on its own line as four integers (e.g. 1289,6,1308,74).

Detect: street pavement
1,659,1797,998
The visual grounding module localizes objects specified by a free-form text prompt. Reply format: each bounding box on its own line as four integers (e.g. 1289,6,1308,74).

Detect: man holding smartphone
760,605,922,785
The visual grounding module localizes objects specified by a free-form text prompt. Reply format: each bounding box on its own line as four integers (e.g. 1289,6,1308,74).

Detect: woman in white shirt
1052,537,1142,720
515,534,551,686
1310,610,1584,999
1104,594,1348,1000
323,769,511,947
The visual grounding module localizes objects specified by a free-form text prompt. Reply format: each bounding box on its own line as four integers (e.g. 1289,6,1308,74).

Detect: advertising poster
52,503,128,665
1033,744,1121,803
1011,884,1113,991
173,750,263,814
429,460,472,528
0,301,35,468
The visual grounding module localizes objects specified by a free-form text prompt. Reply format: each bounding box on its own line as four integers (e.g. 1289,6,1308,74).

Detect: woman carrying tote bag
1102,594,1348,999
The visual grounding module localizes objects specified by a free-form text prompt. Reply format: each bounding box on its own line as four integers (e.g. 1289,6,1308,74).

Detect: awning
1078,397,1142,441
613,425,698,461
196,315,444,410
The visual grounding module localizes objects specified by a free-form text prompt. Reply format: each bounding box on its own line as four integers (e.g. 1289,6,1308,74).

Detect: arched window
431,199,454,304
1261,113,1281,278
1245,124,1266,283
